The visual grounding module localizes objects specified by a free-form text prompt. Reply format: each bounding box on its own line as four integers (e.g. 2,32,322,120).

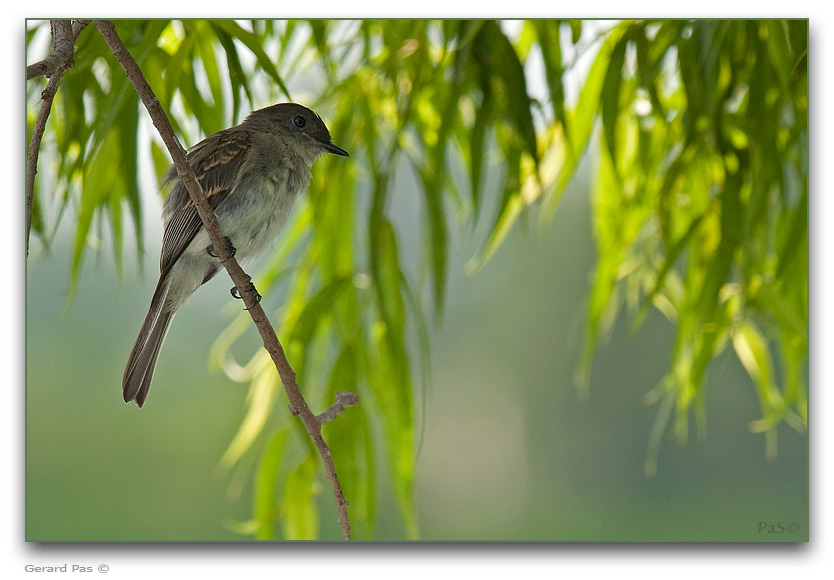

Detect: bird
123,103,348,407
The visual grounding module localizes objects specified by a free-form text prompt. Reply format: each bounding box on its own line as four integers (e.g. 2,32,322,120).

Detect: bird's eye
293,116,306,128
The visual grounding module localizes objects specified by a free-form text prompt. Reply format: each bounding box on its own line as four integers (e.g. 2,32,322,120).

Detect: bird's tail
123,278,175,407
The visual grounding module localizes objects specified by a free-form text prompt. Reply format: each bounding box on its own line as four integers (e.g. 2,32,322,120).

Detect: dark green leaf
766,20,792,96
600,34,628,163
211,24,254,122
210,19,291,99
468,89,491,218
473,21,539,164
568,19,582,44
417,163,449,316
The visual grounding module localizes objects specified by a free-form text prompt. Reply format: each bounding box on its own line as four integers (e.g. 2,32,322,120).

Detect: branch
93,20,354,540
318,391,360,425
26,20,75,256
26,20,78,80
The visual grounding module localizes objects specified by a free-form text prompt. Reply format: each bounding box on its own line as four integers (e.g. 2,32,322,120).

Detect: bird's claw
207,236,236,262
231,282,262,310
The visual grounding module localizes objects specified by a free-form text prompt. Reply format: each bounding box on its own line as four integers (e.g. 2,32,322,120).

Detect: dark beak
323,141,349,157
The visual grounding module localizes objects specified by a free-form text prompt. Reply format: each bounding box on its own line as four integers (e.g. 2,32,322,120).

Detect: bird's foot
207,237,236,262
231,281,262,310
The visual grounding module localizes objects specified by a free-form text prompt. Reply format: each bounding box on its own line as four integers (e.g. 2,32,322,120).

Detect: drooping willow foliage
26,19,807,539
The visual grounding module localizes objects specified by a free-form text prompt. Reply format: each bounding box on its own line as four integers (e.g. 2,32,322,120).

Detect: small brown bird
123,103,348,407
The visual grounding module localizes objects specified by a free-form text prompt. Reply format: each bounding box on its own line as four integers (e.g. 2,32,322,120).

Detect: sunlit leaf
253,428,290,540
541,22,626,222
218,361,278,469
632,214,705,331
281,456,319,540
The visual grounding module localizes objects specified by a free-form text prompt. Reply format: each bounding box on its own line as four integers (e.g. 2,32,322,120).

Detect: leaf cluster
576,20,807,474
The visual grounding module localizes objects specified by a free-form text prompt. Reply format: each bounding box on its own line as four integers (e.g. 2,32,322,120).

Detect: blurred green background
26,151,807,542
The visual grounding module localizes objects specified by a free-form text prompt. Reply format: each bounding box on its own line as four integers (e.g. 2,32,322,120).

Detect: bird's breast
216,168,309,262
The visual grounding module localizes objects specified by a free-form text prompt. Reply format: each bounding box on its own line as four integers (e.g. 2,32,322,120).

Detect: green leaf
178,64,222,136
288,275,353,347
70,121,135,302
117,93,142,259
775,187,807,281
732,321,781,459
210,20,292,99
150,140,171,182
632,214,705,331
465,189,524,276
211,24,254,122
162,30,195,111
89,21,168,159
468,89,491,218
365,208,418,537
542,23,627,222
568,19,582,44
766,20,792,96
324,346,376,540
417,164,449,316
219,368,279,469
534,21,568,134
472,21,539,164
465,143,524,274
281,456,319,540
195,23,225,115
600,34,628,164
253,428,290,540
370,217,406,331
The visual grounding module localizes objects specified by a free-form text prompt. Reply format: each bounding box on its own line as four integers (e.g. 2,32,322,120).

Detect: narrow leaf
281,456,319,540
601,34,628,163
210,19,292,99
253,428,290,540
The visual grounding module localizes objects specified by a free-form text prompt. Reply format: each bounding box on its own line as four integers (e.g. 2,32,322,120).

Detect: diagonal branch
93,19,355,541
26,20,75,256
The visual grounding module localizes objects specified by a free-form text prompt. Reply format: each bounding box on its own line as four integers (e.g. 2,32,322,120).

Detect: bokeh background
26,150,808,542
25,18,809,543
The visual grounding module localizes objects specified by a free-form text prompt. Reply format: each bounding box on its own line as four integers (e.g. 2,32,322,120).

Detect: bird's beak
322,140,349,157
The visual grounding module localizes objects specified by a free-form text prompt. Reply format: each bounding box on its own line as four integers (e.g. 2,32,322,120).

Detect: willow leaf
600,33,628,164
253,428,290,540
282,456,319,540
210,20,291,99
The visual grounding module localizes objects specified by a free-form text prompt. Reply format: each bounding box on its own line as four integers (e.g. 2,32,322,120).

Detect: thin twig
318,391,360,425
71,20,92,41
26,20,75,255
92,19,353,540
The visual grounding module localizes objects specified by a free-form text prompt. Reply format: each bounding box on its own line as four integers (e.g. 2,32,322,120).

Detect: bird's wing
159,128,253,279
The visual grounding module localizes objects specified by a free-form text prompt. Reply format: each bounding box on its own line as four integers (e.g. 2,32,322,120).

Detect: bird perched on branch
123,103,349,407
